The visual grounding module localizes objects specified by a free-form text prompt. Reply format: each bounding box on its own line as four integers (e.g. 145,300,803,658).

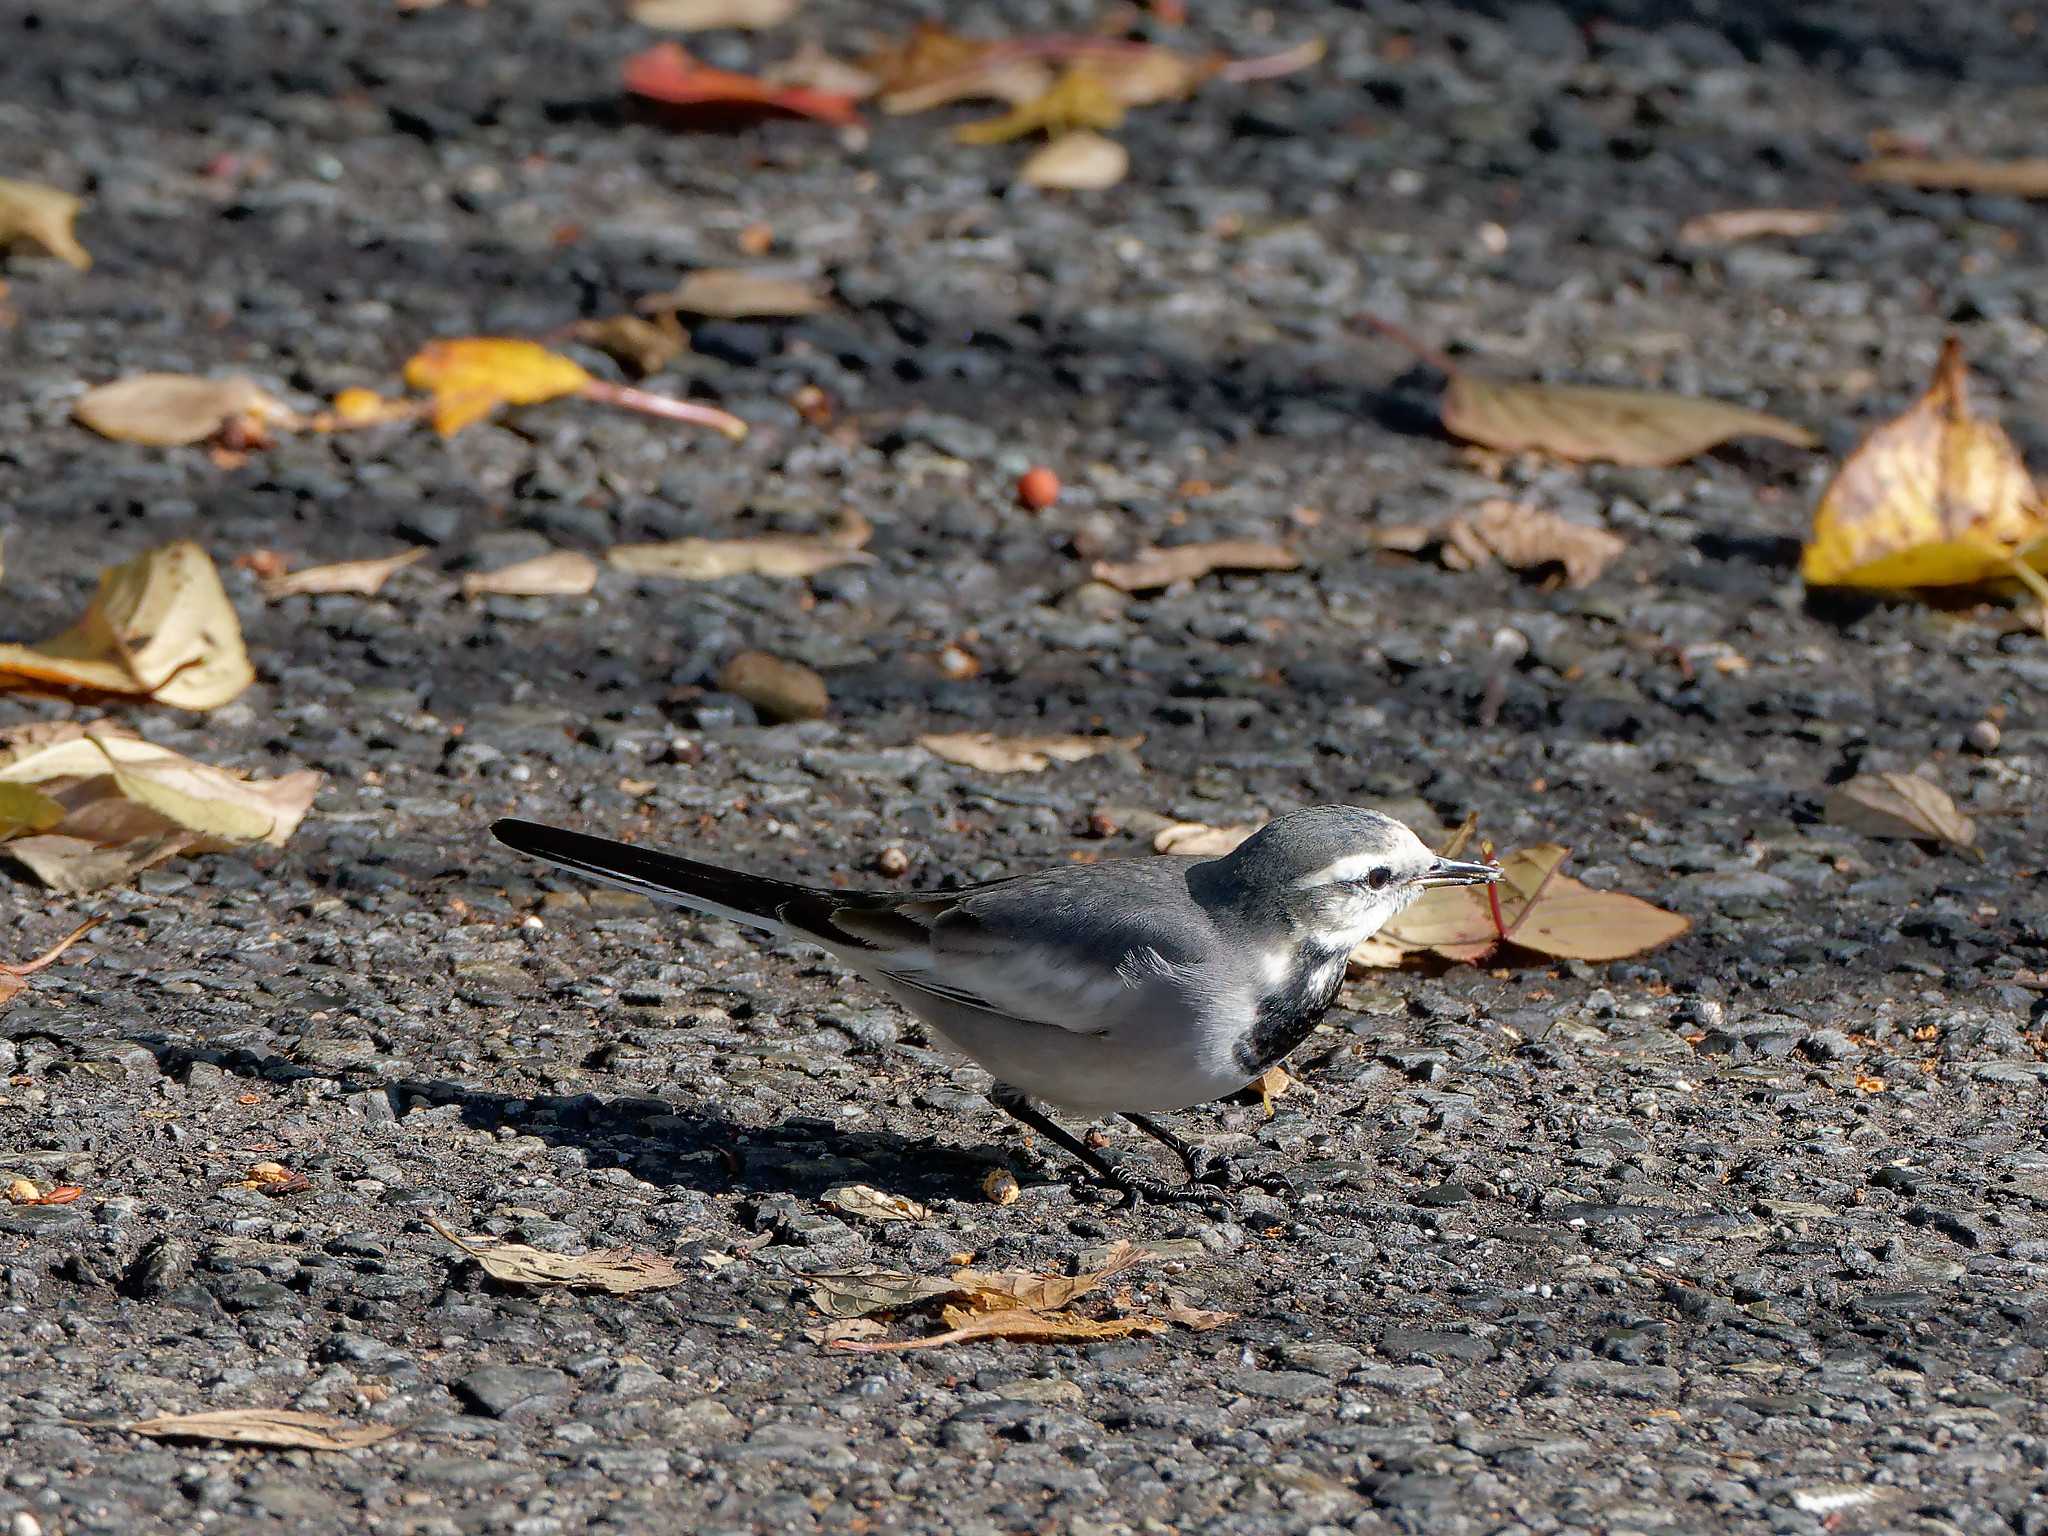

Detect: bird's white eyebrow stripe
1298,853,1390,887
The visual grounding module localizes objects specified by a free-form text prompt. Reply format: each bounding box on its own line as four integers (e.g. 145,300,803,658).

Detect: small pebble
1965,719,2000,754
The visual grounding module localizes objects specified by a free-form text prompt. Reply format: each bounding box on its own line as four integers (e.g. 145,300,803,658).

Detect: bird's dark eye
1367,866,1391,891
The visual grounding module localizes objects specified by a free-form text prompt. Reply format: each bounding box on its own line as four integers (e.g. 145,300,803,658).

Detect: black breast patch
1235,941,1352,1076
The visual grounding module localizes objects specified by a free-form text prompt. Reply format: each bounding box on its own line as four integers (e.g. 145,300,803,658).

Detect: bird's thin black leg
1122,1111,1295,1196
987,1084,1225,1207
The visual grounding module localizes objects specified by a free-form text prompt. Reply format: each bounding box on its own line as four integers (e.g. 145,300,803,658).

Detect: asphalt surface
4,1,2047,1532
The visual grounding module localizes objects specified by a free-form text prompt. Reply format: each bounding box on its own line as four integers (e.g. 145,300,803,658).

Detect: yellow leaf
956,66,1125,145
1442,372,1816,467
0,783,65,839
401,339,591,437
1800,339,2048,590
74,374,295,447
0,540,255,709
0,177,91,269
264,547,427,599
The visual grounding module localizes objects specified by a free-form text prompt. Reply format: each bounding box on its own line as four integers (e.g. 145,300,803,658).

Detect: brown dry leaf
569,313,687,376
1438,499,1625,588
952,1240,1149,1313
2,833,194,895
1677,208,1840,246
461,551,600,598
956,66,1125,145
806,1268,964,1319
262,548,427,600
1091,540,1300,593
0,540,254,709
1857,156,2048,199
0,916,101,1010
608,527,871,580
1254,1065,1292,1117
1800,339,2048,590
74,374,298,448
1020,131,1129,190
919,732,1141,774
425,1216,684,1295
628,0,800,30
1357,843,1689,967
981,1168,1021,1205
865,25,1052,114
645,268,827,319
128,1409,397,1452
0,177,91,269
718,650,829,722
821,1184,930,1224
830,1306,1165,1353
1824,772,1976,851
1159,1293,1236,1331
1152,820,1260,857
1442,371,1816,467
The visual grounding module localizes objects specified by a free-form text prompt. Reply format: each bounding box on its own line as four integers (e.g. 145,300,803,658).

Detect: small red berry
1017,466,1060,509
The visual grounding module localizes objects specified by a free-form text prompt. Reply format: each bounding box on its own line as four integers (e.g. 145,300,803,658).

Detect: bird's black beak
1422,856,1501,888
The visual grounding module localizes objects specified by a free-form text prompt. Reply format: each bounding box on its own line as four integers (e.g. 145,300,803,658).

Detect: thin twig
579,381,748,441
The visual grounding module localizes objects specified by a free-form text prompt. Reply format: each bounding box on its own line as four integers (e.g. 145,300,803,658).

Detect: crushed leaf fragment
919,732,1140,774
0,177,91,269
461,551,599,598
128,1410,398,1452
1091,540,1300,592
425,1215,684,1294
263,548,427,599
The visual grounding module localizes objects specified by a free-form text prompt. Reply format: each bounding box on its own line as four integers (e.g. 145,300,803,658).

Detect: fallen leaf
1152,820,1259,857
569,312,687,376
808,1241,1150,1320
402,338,591,437
623,41,864,126
0,540,255,709
1800,339,2048,591
262,548,427,599
1857,156,2048,199
0,721,319,893
821,1184,930,1224
981,1168,1021,1205
1441,371,1816,467
829,1306,1165,1352
918,732,1141,774
1254,1066,1292,1116
607,526,872,580
717,650,829,722
0,916,99,1009
241,1161,312,1196
643,268,828,319
1091,540,1300,592
1159,1293,1235,1330
461,551,599,598
806,1268,965,1320
628,0,800,30
763,41,882,100
425,1216,684,1294
1436,499,1625,588
1676,208,1840,246
1355,843,1689,967
864,25,1052,114
128,1410,398,1452
74,374,298,448
0,177,91,269
956,65,1125,144
1020,131,1129,190
1824,772,1976,851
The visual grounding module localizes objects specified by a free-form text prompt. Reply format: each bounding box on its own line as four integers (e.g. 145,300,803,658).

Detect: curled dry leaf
462,551,599,598
1254,1065,1292,1117
981,1168,1021,1205
1091,539,1300,593
74,374,297,448
128,1409,398,1452
1677,207,1840,246
0,721,321,893
717,650,829,722
830,1306,1165,1353
1435,499,1625,589
0,177,91,269
608,520,870,580
1020,131,1128,191
1442,371,1816,467
569,313,687,376
919,732,1141,774
1800,339,2048,591
821,1184,930,1224
628,0,801,31
0,540,254,709
644,268,828,319
1857,157,2048,199
1152,820,1259,857
1354,843,1689,968
425,1216,684,1295
624,41,864,126
1824,772,1976,851
263,548,426,600
956,65,1124,144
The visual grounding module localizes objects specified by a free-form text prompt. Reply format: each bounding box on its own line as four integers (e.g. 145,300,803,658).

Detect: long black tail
491,819,821,934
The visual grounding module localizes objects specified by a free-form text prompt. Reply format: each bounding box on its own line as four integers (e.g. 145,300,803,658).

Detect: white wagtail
493,808,1499,1203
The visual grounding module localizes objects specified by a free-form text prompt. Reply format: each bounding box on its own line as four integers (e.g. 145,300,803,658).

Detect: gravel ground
5,1,2048,1532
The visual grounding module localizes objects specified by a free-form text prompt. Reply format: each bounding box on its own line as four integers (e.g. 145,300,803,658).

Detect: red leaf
623,43,864,126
